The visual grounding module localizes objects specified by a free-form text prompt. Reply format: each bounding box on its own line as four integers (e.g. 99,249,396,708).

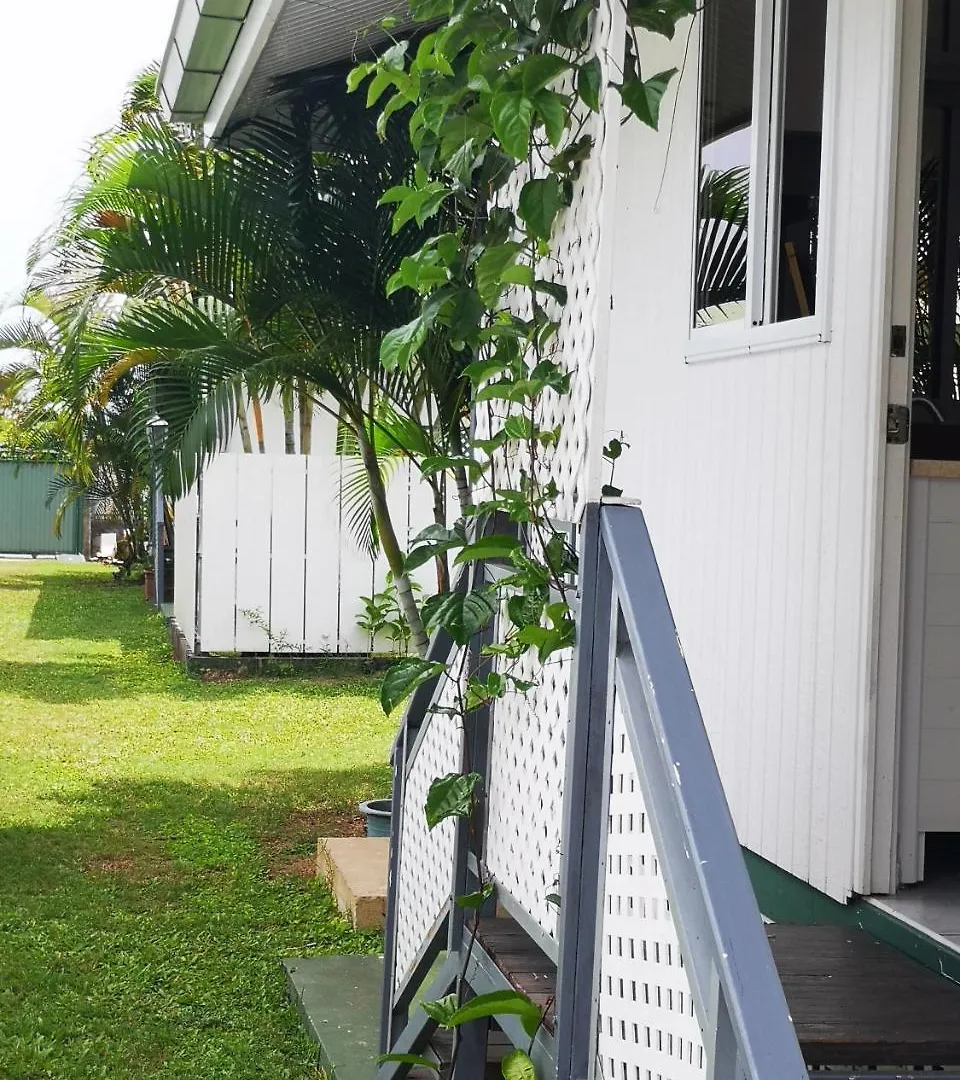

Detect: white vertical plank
234,455,273,652
269,454,307,652
338,450,377,653
173,484,199,650
198,455,239,652
304,413,343,652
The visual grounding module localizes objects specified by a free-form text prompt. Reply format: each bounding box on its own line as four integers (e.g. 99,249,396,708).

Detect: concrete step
317,836,389,930
283,956,382,1080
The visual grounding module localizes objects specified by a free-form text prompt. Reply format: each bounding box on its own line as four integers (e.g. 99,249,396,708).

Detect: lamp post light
146,414,169,609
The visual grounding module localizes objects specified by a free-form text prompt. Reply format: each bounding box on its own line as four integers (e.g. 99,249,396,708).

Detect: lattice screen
482,0,623,943
394,666,464,986
597,696,706,1080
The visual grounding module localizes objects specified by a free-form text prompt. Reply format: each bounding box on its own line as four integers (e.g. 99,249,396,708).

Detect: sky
0,1,180,308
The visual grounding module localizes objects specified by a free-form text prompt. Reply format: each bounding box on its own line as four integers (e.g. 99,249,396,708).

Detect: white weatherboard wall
602,0,902,901
175,405,435,655
903,473,960,839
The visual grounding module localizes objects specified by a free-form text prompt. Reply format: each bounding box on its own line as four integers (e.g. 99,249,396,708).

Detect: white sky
0,1,179,308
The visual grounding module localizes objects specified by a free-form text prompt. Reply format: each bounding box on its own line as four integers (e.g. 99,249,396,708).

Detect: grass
0,560,394,1079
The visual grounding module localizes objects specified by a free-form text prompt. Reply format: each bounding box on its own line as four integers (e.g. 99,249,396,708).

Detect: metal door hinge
887,403,910,445
891,324,907,357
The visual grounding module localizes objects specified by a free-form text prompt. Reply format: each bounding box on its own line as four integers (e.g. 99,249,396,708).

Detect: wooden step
316,837,389,930
473,916,960,1069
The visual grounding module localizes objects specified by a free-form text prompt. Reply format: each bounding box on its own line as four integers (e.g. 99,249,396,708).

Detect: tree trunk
430,476,450,594
251,394,265,453
449,425,474,514
297,380,312,455
233,380,253,453
282,385,296,455
356,424,429,657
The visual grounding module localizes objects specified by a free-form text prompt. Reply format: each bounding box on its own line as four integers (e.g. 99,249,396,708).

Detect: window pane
773,0,828,322
695,0,756,327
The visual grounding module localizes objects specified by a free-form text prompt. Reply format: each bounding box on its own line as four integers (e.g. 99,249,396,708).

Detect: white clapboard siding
601,0,901,901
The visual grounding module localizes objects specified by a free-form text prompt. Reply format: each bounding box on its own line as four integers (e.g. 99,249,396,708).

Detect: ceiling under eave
159,0,412,137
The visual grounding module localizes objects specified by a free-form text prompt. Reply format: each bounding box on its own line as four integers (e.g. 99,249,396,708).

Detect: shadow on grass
0,767,391,1078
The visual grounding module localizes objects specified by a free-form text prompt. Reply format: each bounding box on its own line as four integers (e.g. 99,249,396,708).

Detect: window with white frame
694,0,829,329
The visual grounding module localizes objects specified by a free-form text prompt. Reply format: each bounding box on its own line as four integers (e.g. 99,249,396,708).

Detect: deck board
474,917,960,1067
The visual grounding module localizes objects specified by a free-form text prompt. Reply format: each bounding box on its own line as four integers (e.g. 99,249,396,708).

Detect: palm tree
29,70,474,654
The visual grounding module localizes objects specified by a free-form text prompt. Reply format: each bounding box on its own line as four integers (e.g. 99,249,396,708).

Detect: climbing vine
350,0,695,1073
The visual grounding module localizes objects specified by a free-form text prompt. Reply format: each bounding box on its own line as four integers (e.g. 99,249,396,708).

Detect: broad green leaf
518,177,562,240
534,89,567,147
475,242,524,307
376,1054,438,1072
425,772,481,829
618,68,678,129
456,881,495,909
453,535,521,564
422,589,497,644
502,1049,537,1080
577,56,602,112
444,990,542,1038
421,993,459,1025
490,91,535,160
380,317,427,371
521,54,571,95
347,62,374,92
381,40,410,72
380,658,445,714
405,523,466,570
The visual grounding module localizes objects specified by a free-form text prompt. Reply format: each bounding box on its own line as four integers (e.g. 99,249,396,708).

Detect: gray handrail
556,502,807,1080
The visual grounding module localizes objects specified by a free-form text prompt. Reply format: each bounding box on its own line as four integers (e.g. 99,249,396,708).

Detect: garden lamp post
146,414,169,608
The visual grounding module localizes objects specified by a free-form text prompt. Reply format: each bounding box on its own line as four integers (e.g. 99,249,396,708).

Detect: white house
160,0,960,1075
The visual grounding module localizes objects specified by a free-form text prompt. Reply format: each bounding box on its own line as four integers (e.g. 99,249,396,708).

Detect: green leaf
380,658,445,714
545,891,561,908
347,62,374,92
521,54,571,95
618,68,678,128
577,56,602,112
456,881,495,909
381,40,410,72
422,589,497,644
475,242,525,307
453,535,521,564
518,177,562,240
425,772,481,829
376,1054,439,1072
444,990,542,1038
502,1049,537,1080
421,993,459,1025
534,89,567,147
490,91,535,160
380,317,428,372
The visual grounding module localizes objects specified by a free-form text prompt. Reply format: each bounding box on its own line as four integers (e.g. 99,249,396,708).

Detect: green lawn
0,560,394,1079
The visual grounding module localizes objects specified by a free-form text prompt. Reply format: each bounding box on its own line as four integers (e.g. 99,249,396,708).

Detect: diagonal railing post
555,502,616,1080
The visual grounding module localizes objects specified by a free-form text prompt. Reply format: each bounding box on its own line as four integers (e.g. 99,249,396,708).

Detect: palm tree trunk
356,424,428,656
297,379,312,455
282,385,296,455
232,380,253,453
430,477,450,594
449,425,474,513
251,394,265,453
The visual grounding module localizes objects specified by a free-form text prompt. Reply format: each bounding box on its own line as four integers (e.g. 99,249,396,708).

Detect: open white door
877,0,926,893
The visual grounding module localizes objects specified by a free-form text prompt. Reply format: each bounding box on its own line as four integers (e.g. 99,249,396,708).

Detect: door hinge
891,324,907,357
887,403,910,445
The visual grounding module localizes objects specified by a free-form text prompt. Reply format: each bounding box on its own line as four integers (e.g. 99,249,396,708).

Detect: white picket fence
173,438,435,656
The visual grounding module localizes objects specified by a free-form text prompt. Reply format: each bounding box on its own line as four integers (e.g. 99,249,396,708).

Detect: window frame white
687,0,839,364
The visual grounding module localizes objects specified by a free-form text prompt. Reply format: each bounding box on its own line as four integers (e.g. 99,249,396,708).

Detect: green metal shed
0,458,83,555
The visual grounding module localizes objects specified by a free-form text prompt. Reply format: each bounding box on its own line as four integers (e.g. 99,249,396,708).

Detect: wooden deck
475,917,960,1068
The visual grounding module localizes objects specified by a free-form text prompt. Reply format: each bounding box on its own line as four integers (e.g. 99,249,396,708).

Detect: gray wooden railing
378,502,808,1080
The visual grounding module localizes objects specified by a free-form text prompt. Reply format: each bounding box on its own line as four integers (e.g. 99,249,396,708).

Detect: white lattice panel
481,0,622,943
597,697,705,1080
394,666,464,985
485,649,571,941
